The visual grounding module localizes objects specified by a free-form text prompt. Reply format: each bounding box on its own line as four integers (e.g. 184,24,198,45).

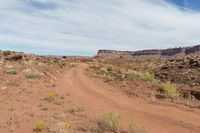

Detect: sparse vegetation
65,121,71,130
68,106,85,114
124,70,155,82
44,92,55,102
34,120,46,132
94,65,155,82
92,112,122,133
6,80,18,86
51,121,71,133
142,71,155,82
6,69,17,75
1,49,200,133
129,123,137,133
162,82,178,99
96,67,109,75
60,95,64,99
23,71,42,79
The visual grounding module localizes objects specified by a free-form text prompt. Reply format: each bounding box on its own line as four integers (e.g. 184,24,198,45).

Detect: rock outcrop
98,45,200,57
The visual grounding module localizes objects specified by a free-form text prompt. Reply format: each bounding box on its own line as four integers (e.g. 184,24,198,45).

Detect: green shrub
34,120,45,132
124,70,138,77
96,67,108,75
125,70,155,82
141,72,155,82
162,82,178,99
98,112,122,132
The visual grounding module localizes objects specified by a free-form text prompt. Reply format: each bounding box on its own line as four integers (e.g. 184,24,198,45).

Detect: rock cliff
98,45,200,57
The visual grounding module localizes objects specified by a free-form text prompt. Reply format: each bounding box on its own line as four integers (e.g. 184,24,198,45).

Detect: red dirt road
60,63,200,133
1,62,200,133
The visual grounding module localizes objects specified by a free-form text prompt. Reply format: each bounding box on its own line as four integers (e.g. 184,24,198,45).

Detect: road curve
59,63,200,133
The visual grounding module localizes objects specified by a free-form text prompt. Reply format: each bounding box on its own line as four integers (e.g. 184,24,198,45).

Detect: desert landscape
0,45,200,133
2,0,200,133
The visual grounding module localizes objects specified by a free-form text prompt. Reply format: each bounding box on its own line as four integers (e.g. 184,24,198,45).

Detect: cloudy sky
0,0,200,55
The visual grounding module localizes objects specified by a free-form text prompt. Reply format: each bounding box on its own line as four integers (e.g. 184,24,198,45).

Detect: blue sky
1,0,200,55
168,0,200,11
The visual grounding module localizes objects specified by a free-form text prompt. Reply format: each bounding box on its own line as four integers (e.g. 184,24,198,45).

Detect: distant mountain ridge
98,45,200,57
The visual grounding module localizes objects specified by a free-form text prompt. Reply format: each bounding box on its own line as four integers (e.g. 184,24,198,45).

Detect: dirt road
59,63,200,133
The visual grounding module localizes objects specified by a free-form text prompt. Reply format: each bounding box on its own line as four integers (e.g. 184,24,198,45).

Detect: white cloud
0,0,200,55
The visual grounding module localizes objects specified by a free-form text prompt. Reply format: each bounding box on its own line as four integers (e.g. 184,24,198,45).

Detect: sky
1,0,200,56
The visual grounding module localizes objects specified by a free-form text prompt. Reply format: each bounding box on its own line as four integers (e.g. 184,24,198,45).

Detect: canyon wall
98,45,200,57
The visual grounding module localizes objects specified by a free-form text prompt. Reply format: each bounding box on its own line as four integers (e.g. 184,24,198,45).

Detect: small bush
34,120,45,132
68,106,85,114
23,72,41,79
44,92,55,102
119,69,126,74
51,121,71,133
129,123,137,133
96,67,108,75
6,69,17,75
107,66,113,72
162,82,178,99
125,70,155,82
6,80,18,86
65,121,71,129
142,72,155,82
97,112,122,132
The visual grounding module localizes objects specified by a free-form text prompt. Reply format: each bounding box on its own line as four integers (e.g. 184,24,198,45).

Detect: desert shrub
23,71,42,79
51,121,71,133
125,70,155,82
107,66,113,72
60,95,64,99
96,66,114,75
65,121,71,129
128,122,147,133
95,112,122,133
96,67,108,75
141,72,155,82
44,92,55,102
129,123,137,133
34,120,46,132
124,70,138,77
68,106,85,114
6,69,17,75
162,82,178,99
119,69,126,74
6,80,18,86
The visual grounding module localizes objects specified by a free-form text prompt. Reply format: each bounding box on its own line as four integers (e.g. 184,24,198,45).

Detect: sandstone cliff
98,45,200,57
